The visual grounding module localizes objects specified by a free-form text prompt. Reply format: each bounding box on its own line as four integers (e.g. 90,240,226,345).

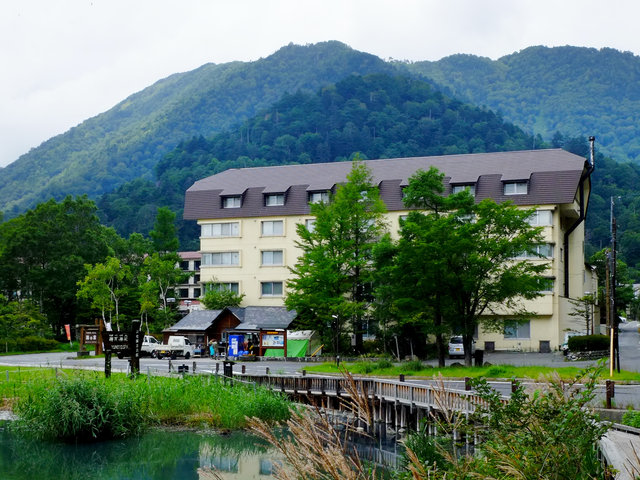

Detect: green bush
568,334,609,352
16,336,59,352
374,359,394,370
400,360,424,372
622,410,640,428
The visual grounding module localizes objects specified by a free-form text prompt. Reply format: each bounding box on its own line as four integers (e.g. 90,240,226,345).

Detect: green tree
76,257,132,331
149,206,180,254
201,283,245,310
0,196,112,337
141,252,187,329
286,160,388,354
384,168,547,366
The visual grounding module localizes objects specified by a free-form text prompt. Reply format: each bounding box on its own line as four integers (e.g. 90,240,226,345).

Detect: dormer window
504,181,528,195
452,184,476,196
265,193,285,206
222,196,242,208
308,191,329,204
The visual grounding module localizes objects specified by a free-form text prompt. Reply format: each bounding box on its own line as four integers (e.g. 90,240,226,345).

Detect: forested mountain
98,73,536,250
404,46,640,163
3,42,640,220
0,41,396,216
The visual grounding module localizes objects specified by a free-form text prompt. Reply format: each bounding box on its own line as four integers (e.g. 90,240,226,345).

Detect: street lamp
331,314,339,365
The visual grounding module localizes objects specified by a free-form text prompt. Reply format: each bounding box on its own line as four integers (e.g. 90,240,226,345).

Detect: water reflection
0,422,280,480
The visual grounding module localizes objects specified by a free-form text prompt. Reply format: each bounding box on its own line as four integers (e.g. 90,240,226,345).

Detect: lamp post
610,196,621,374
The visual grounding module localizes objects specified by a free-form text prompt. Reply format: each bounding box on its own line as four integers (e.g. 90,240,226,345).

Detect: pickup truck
115,335,160,359
156,336,196,360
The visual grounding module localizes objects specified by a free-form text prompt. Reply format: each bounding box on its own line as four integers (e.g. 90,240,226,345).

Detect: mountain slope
0,41,396,216
404,46,640,163
98,72,536,249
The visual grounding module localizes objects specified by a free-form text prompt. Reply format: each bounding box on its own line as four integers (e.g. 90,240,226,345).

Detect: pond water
0,423,281,480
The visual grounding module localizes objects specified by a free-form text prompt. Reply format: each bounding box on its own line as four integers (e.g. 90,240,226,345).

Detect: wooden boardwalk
233,372,640,477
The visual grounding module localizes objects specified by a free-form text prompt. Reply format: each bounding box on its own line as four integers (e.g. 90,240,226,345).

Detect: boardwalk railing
233,372,503,415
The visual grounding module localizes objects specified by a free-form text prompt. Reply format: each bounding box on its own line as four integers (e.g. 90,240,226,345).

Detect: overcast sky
1,0,639,168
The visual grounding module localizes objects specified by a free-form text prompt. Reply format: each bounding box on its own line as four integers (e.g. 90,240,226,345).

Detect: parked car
560,331,581,355
448,336,476,358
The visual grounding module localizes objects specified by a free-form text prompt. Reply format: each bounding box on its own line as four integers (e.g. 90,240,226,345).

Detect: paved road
1,322,639,407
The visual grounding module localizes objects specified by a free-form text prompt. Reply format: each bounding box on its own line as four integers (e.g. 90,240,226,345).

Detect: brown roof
184,149,588,220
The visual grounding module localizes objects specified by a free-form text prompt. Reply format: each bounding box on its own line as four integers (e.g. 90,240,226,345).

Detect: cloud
1,0,639,167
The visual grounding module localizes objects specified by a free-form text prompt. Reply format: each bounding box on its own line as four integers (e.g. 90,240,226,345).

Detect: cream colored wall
197,200,592,352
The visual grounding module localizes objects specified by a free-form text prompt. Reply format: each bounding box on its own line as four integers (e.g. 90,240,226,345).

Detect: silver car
448,336,475,358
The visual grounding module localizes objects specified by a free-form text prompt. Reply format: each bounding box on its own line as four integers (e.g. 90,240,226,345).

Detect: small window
193,288,201,298
194,260,201,270
527,210,553,226
452,184,476,196
180,261,190,271
261,281,283,296
518,244,554,259
265,194,285,206
504,320,531,339
222,196,242,208
538,278,554,293
261,220,284,236
504,182,528,195
261,250,283,266
202,222,239,237
201,252,239,266
209,282,239,294
305,219,316,233
308,191,329,204
179,288,189,298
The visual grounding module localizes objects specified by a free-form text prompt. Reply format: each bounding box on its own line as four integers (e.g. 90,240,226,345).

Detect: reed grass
2,367,291,442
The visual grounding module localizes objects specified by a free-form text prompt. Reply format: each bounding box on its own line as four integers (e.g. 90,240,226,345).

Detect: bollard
193,361,196,374
606,380,615,409
302,369,306,376
399,374,405,382
168,359,172,373
464,377,471,391
216,362,220,374
266,367,270,375
242,364,246,374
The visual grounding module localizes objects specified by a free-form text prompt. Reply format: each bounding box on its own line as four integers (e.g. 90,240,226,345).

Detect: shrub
16,336,59,352
622,409,640,428
400,360,424,372
568,334,609,352
374,358,394,370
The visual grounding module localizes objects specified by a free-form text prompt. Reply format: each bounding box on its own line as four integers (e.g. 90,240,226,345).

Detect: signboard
262,333,284,347
228,334,244,357
82,327,99,345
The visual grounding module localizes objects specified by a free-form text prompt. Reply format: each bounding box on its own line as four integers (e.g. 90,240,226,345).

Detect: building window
194,260,201,270
504,320,531,339
193,288,201,298
308,191,329,204
179,288,189,298
261,281,283,297
527,210,553,226
209,282,239,294
265,193,285,206
452,184,476,196
305,219,316,233
504,181,528,195
180,260,190,271
261,250,283,266
201,252,239,266
261,220,283,236
538,278,555,293
202,222,239,237
519,244,554,259
222,196,242,208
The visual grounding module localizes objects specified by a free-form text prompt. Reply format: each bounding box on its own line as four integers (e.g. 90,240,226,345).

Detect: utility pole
610,196,620,373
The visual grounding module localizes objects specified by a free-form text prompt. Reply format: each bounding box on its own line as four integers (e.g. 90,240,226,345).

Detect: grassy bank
305,359,640,382
0,367,292,442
